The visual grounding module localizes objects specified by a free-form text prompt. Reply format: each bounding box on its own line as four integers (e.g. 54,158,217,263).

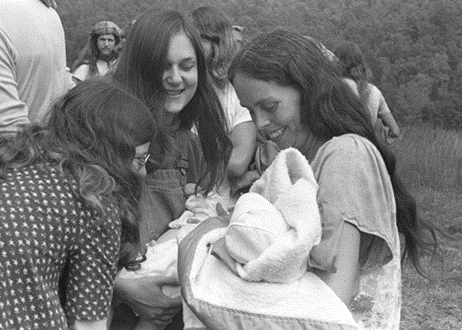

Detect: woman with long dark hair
179,29,438,330
112,9,232,330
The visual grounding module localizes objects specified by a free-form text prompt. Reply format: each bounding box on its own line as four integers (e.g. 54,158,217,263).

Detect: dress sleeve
65,201,121,322
0,26,29,132
309,134,398,274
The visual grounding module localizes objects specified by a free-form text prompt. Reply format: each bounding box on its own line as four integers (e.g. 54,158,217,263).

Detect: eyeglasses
134,153,150,169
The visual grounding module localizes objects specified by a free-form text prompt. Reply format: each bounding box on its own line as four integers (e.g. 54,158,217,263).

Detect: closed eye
261,102,278,112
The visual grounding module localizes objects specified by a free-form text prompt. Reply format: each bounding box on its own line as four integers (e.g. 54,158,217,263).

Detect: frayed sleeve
308,134,399,274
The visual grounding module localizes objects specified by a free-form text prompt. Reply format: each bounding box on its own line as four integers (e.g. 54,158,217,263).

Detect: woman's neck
298,131,328,163
162,112,180,132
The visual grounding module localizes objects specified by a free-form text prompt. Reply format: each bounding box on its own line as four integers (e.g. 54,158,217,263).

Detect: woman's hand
113,275,182,327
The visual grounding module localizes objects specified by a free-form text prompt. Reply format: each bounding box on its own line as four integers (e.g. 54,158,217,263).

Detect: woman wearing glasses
0,79,156,330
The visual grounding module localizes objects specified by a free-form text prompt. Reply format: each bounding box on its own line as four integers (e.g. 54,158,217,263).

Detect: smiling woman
175,28,439,330
111,9,232,330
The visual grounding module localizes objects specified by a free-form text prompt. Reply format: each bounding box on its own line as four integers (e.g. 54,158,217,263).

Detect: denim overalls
139,129,204,245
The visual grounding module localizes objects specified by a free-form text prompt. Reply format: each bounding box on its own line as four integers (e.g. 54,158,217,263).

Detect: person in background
191,5,257,204
334,41,401,143
0,0,74,134
71,21,122,83
178,28,438,330
0,79,156,330
111,9,232,330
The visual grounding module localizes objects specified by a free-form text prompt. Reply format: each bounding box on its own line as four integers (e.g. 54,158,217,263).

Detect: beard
98,52,116,62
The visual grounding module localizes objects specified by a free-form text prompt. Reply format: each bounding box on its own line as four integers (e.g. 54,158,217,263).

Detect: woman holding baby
178,29,439,330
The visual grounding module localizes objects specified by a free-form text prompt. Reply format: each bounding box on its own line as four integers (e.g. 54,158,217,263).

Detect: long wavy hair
113,9,231,194
191,6,239,90
229,28,438,276
0,79,156,270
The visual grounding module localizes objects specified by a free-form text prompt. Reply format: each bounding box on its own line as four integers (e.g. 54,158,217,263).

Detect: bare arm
227,121,257,178
313,222,361,305
376,89,400,138
380,112,400,138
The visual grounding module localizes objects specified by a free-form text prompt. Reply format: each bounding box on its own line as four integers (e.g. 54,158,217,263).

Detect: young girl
111,9,232,330
0,79,156,330
191,5,257,203
178,29,438,330
334,41,401,143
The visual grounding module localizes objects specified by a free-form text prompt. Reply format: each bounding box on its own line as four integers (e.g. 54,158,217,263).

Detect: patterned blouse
0,162,121,329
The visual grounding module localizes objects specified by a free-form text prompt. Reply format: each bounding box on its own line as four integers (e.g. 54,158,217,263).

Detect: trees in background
58,0,462,129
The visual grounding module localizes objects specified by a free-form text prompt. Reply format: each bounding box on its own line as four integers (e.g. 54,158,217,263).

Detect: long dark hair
229,28,438,275
113,9,231,193
0,79,156,270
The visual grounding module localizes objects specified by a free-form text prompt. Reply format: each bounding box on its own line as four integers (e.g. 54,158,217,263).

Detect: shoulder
343,78,359,96
72,64,90,80
366,83,383,98
314,133,379,163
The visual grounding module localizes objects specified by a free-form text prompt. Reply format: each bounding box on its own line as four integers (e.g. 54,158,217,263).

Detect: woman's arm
227,121,257,178
313,222,361,305
376,89,400,138
380,112,400,138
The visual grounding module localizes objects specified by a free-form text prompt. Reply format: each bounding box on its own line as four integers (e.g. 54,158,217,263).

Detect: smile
165,89,184,96
267,128,285,141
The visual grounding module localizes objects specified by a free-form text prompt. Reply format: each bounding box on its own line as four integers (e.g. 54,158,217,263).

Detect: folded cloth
225,147,322,283
180,148,358,329
182,228,358,330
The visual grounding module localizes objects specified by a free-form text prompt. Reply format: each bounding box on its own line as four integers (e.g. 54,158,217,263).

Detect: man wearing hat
71,21,122,82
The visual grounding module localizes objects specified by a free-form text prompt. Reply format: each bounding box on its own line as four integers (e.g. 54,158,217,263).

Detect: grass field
392,125,462,330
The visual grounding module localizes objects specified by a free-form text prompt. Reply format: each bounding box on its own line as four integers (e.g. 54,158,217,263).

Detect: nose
253,109,270,130
164,66,182,85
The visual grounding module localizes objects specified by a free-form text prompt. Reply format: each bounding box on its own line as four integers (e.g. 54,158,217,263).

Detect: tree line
58,0,462,129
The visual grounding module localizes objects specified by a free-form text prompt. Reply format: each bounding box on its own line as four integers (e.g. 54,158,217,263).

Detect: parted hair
229,28,438,276
0,79,156,270
113,9,231,194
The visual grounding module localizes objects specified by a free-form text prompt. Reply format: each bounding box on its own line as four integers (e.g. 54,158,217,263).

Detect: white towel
225,147,322,283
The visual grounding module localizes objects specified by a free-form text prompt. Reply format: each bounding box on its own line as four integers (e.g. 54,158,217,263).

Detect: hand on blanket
113,275,182,326
40,0,57,9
